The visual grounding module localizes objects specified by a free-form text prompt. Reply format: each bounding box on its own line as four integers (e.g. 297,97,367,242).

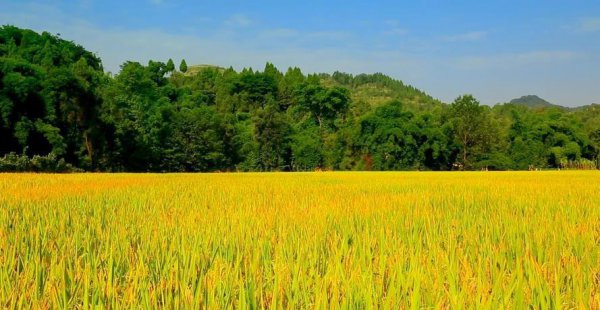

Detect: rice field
0,171,599,308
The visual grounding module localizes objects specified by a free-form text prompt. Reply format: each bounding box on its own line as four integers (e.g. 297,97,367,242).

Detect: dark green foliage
166,58,175,73
509,95,564,110
0,152,79,172
1,26,599,172
354,101,453,170
294,82,350,130
0,25,105,170
448,95,497,169
253,101,292,171
291,127,323,171
357,101,420,170
179,59,187,73
163,105,229,171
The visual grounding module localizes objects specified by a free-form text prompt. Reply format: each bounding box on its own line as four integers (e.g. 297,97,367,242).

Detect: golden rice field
0,172,599,309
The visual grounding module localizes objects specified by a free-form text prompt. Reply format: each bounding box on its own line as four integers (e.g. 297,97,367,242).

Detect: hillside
320,71,443,111
182,65,444,112
184,64,225,76
2,26,599,173
509,95,567,109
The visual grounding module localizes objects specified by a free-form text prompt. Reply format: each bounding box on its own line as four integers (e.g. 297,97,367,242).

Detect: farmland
0,172,599,308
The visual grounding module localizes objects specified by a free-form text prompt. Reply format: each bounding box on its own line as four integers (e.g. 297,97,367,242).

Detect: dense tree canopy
0,25,105,170
1,26,599,171
447,95,496,169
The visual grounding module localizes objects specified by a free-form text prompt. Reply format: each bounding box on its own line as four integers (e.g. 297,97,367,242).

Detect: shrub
0,153,81,173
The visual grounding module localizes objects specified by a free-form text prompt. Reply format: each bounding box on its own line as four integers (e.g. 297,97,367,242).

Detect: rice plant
0,172,598,308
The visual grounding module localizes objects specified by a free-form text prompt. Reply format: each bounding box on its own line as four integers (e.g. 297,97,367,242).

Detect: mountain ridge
509,95,563,109
507,95,599,111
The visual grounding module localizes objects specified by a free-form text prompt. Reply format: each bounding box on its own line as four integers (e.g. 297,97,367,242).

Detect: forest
1,25,599,172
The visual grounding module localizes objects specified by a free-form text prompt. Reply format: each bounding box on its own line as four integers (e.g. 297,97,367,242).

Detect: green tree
163,105,226,171
166,58,175,72
357,101,451,170
291,126,322,171
591,129,600,166
0,26,106,169
448,95,495,169
179,59,188,73
100,61,173,171
4,26,600,172
294,83,350,131
253,100,292,171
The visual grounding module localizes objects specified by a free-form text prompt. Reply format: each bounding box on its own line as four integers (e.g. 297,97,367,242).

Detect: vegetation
510,95,564,110
1,25,599,172
0,152,79,172
0,172,598,308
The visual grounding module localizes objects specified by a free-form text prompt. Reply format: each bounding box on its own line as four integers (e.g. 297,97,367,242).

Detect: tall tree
253,100,292,171
294,83,350,131
448,95,495,169
164,105,226,171
0,26,106,169
179,59,188,73
166,58,175,72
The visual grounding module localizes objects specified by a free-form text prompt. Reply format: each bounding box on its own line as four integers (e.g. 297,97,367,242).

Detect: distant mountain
571,103,600,113
509,95,566,109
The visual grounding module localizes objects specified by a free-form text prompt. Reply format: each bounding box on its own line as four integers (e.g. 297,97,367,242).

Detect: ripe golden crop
0,172,598,308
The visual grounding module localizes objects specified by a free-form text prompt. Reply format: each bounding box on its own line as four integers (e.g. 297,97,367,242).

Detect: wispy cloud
259,28,299,39
456,50,580,69
382,20,408,36
78,0,93,8
0,3,418,76
256,29,353,50
3,1,598,107
443,31,487,42
384,28,408,36
225,14,253,27
577,18,600,32
383,20,401,27
305,31,349,41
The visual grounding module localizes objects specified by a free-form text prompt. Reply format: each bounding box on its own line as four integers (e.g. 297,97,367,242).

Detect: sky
1,0,600,106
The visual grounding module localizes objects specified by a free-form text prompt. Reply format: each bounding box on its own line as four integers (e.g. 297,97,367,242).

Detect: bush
0,153,81,173
475,152,516,171
559,158,598,170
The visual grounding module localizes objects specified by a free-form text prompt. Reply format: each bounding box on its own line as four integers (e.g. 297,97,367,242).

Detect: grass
0,171,598,308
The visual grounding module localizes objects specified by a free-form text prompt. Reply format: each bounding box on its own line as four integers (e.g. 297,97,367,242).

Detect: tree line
1,26,599,172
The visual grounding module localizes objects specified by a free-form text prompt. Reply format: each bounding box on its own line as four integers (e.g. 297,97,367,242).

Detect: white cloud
78,0,93,8
259,28,299,39
384,28,408,36
381,20,408,36
455,50,580,69
0,3,421,77
577,18,600,32
443,31,487,42
225,14,253,27
383,20,401,27
304,31,350,41
2,2,597,107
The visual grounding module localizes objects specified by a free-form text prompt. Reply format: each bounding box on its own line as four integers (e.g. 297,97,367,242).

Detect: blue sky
1,0,599,106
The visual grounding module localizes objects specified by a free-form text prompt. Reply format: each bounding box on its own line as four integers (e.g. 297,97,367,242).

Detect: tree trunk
317,115,323,131
461,133,469,169
84,132,94,167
